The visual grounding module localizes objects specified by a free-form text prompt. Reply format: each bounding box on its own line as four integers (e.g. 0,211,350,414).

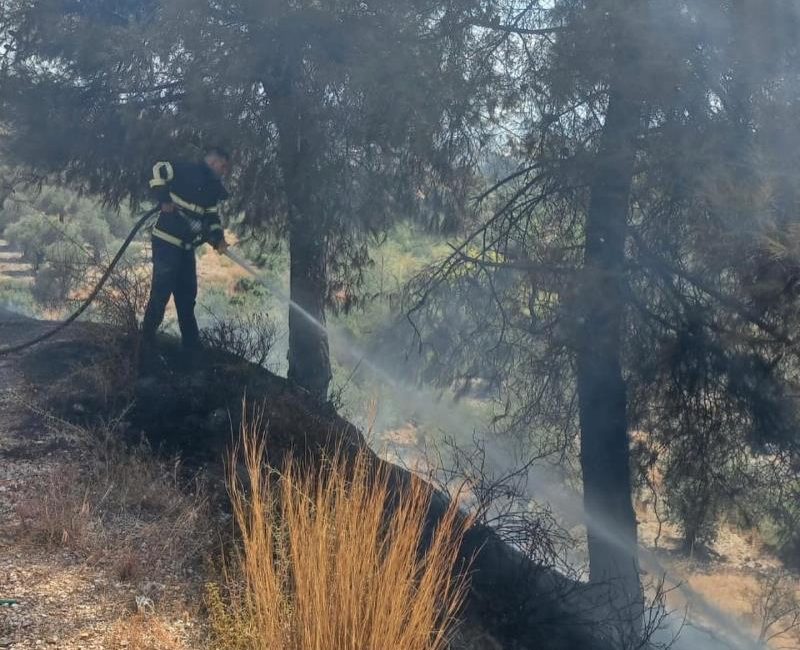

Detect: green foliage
335,222,450,339
0,184,135,306
736,473,800,568
760,512,800,567
1,0,798,593
662,458,726,553
0,0,483,277
197,283,273,326
4,213,55,270
405,1,800,556
0,280,40,318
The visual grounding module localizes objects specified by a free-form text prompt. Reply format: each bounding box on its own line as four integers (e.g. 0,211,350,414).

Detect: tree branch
467,19,565,37
472,163,543,205
630,229,796,348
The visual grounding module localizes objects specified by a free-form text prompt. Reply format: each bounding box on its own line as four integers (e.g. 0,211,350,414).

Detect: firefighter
141,146,231,363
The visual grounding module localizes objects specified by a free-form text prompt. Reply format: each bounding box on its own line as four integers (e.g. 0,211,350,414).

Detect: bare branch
467,19,565,37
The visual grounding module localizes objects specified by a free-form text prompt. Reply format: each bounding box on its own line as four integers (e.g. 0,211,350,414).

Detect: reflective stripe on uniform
209,223,223,232
169,193,202,213
153,227,193,250
168,193,218,215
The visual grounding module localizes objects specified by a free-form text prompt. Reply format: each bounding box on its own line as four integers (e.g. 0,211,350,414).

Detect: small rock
0,638,12,648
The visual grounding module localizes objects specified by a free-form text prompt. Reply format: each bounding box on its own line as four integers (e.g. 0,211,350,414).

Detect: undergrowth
14,415,212,580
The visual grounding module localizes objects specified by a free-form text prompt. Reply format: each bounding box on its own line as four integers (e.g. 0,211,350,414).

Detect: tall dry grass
214,412,472,650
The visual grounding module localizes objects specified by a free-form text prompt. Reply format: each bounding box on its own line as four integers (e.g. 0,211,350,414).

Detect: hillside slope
0,310,610,650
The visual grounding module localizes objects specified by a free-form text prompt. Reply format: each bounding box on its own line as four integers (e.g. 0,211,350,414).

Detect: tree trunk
287,215,332,399
272,76,333,400
576,1,645,639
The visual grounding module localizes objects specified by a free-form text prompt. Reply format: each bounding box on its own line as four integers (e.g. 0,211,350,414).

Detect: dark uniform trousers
141,236,200,350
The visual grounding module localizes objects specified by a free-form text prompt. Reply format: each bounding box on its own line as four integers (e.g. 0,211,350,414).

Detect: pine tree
411,0,800,638
0,0,483,398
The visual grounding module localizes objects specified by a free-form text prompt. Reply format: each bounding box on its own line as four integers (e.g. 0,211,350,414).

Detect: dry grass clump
15,428,211,577
210,413,472,650
104,613,188,650
16,465,97,549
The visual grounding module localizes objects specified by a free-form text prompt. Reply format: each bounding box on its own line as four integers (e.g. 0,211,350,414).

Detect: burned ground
2,313,610,650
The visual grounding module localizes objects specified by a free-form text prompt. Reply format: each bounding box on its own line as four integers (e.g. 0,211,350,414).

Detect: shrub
92,246,153,339
663,471,723,553
1,184,137,313
0,280,41,317
201,311,276,367
749,570,800,647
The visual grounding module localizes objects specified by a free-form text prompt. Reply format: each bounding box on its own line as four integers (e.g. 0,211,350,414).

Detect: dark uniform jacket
149,160,229,249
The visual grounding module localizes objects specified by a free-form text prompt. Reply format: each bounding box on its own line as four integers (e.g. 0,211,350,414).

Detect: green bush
755,480,800,567
1,184,136,311
0,280,41,318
